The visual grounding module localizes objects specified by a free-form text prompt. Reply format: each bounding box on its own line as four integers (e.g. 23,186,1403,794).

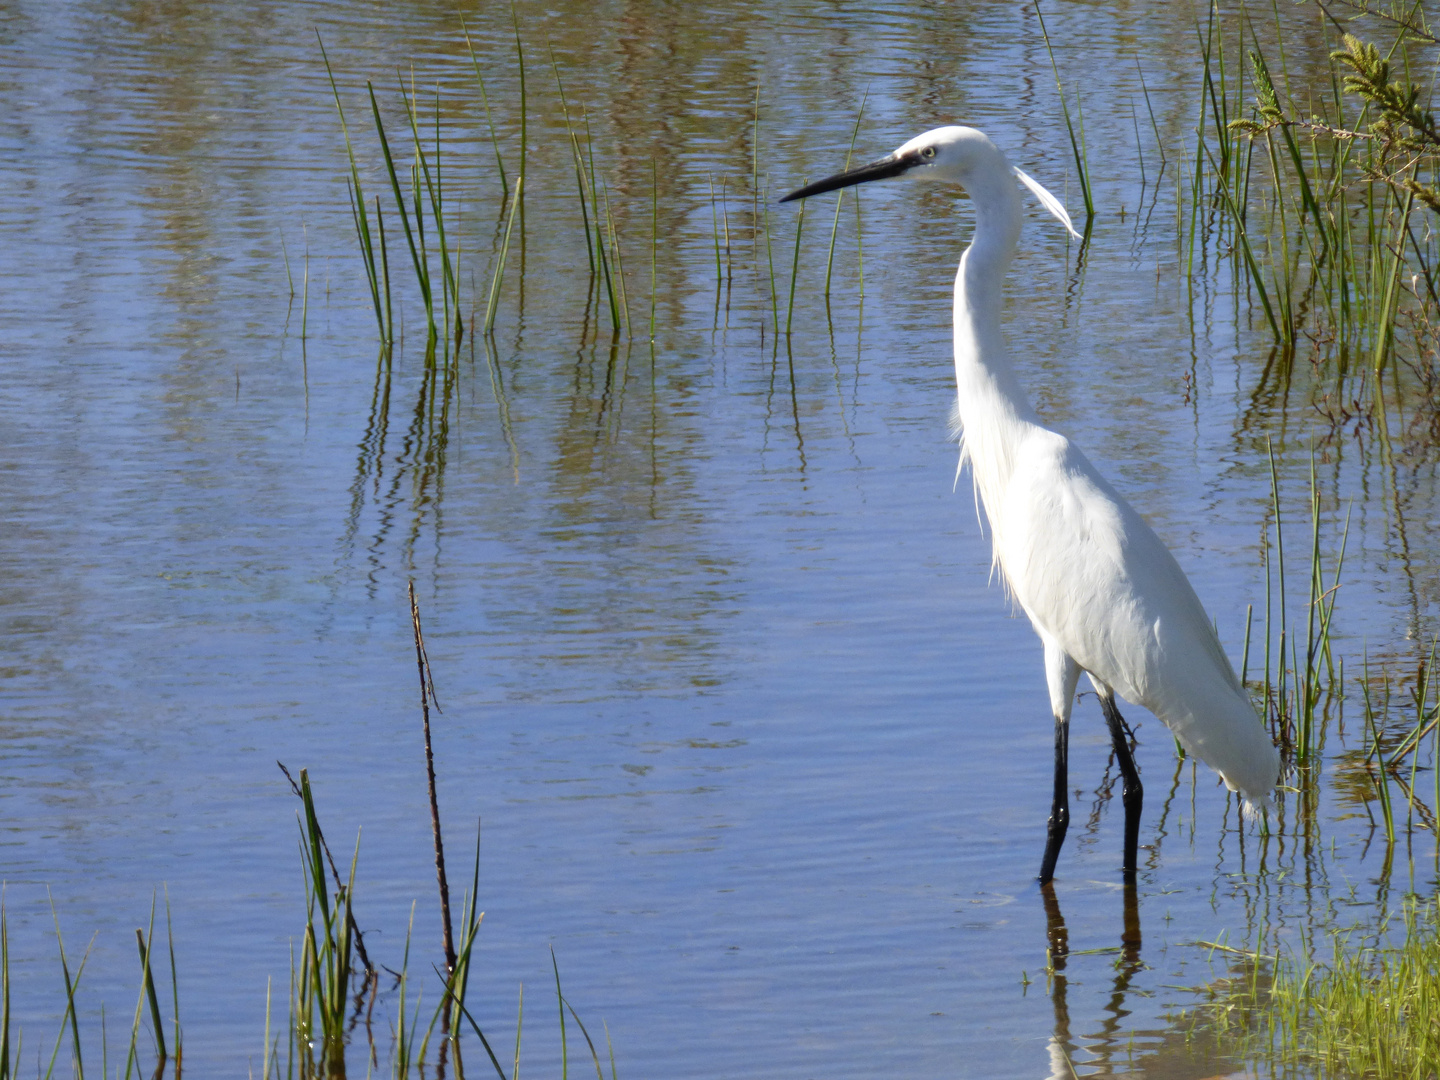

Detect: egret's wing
996,431,1278,805
996,431,1232,700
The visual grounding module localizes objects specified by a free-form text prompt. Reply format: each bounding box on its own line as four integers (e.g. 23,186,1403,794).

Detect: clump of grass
1188,3,1440,416
319,34,389,348
0,704,609,1080
1342,636,1440,845
292,767,358,1072
46,901,90,1080
1196,898,1440,1080
1249,442,1348,778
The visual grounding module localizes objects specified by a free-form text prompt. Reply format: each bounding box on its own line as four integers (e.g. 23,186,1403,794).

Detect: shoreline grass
1189,897,1440,1080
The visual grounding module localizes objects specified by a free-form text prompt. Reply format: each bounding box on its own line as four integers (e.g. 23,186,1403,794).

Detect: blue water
2,1,1437,1076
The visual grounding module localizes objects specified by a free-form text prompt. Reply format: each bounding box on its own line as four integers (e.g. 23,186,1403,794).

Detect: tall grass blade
1035,2,1094,225
824,87,868,298
368,82,435,343
651,159,659,341
318,34,386,341
0,904,10,1080
548,48,596,277
601,179,632,338
1363,653,1397,844
399,77,461,350
45,900,93,1080
552,948,568,1080
136,925,166,1062
562,1001,606,1080
461,15,509,197
485,176,524,334
512,2,527,229
708,173,722,288
785,200,805,335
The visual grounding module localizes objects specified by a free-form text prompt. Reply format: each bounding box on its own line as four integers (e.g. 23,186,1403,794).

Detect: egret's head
891,125,998,184
780,125,1081,238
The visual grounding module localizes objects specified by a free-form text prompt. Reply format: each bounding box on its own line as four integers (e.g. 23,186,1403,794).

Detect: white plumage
784,125,1279,882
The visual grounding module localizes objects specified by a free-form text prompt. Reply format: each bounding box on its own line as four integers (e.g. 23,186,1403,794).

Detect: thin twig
409,583,457,1006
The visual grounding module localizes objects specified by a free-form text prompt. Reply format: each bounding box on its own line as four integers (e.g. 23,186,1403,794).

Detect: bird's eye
921,146,936,159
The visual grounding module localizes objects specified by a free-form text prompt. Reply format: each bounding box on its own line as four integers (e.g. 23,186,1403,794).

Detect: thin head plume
1013,166,1082,239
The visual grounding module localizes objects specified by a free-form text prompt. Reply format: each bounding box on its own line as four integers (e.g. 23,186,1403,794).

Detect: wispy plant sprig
1231,32,1440,214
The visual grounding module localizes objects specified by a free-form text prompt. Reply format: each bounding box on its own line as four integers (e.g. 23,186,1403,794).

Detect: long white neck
952,159,1038,521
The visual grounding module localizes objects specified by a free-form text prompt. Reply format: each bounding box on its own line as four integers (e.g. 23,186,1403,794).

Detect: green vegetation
3,594,612,1080
1191,898,1440,1080
1175,1,1440,430
1035,1,1095,231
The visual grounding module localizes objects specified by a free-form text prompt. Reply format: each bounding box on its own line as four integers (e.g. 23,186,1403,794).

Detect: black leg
1100,694,1143,877
1038,716,1070,885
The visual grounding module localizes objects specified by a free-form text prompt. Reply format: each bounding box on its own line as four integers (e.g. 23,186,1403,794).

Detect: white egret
782,127,1279,883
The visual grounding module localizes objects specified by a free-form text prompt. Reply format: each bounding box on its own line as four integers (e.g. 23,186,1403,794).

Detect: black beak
779,150,919,203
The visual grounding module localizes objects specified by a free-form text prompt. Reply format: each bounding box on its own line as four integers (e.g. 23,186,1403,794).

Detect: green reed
651,159,659,341
300,223,310,343
1361,655,1398,843
400,77,464,352
512,3,527,229
461,15,509,198
439,833,513,1080
548,46,596,275
602,177,633,338
557,81,620,333
763,180,779,337
319,35,388,345
1378,636,1439,772
279,228,295,301
1200,897,1440,1079
824,88,868,300
294,768,357,1071
376,195,394,342
0,906,9,1080
1255,441,1349,772
393,905,423,1078
1185,2,1440,413
708,173,722,288
46,901,90,1080
1035,2,1094,229
368,81,435,348
135,925,165,1067
785,199,805,336
1349,636,1440,844
485,176,523,334
0,766,597,1080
